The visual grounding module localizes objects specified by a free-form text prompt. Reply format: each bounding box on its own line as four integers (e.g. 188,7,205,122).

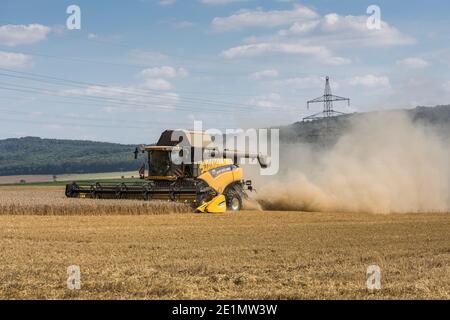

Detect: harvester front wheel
226,191,242,212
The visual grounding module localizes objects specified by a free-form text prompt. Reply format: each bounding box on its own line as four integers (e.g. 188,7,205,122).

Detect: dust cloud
251,111,449,213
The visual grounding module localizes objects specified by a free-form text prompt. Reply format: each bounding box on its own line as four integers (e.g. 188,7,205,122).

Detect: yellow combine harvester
65,130,267,213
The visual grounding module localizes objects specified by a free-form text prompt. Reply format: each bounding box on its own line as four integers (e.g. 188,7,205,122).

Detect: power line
0,70,254,110
0,82,260,115
82,35,334,79
0,47,328,84
0,116,180,130
0,84,263,129
0,47,291,81
0,104,236,131
0,67,269,111
0,106,203,127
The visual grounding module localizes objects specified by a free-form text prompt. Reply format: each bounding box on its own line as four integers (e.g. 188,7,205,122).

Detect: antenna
303,76,350,122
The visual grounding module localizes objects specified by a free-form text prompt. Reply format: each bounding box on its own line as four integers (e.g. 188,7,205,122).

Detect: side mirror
257,155,269,169
134,145,146,159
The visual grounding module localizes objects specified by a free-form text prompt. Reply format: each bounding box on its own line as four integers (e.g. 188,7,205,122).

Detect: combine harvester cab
65,130,267,213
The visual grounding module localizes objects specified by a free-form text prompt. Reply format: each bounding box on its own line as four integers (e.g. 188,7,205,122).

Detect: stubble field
0,186,449,299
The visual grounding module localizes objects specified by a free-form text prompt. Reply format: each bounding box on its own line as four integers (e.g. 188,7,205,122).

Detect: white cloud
137,65,189,92
348,74,390,88
311,13,415,47
249,69,279,80
221,42,330,59
0,24,51,46
248,93,281,108
141,66,188,78
324,56,351,65
212,5,318,32
221,42,350,65
219,8,414,61
251,13,415,48
62,85,180,109
142,78,173,90
396,57,430,69
277,20,319,36
0,51,33,68
63,85,133,98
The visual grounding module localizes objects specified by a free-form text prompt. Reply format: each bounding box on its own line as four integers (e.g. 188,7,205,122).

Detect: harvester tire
225,191,242,212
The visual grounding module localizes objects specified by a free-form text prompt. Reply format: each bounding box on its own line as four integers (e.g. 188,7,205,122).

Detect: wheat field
0,186,191,215
0,186,449,299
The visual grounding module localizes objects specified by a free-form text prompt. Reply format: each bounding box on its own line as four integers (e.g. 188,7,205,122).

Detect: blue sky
0,0,449,143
